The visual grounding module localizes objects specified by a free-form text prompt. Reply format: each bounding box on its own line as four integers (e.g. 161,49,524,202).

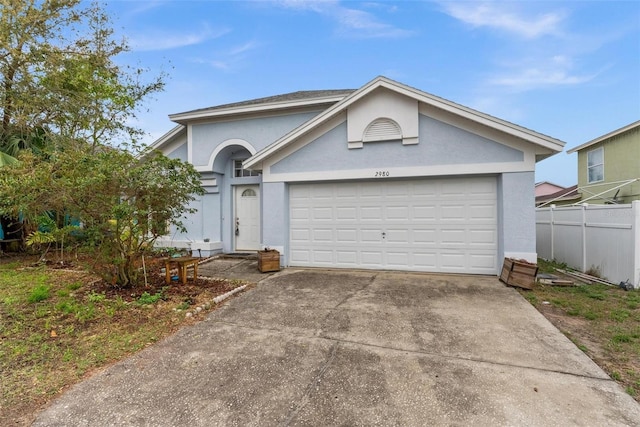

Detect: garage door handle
382,232,386,239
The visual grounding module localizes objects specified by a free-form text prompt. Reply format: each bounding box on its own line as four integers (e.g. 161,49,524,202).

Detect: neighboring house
535,184,580,207
148,76,564,275
535,181,565,198
566,120,640,204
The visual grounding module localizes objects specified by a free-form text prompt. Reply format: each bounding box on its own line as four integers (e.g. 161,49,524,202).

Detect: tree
0,1,201,288
0,0,164,153
0,146,204,287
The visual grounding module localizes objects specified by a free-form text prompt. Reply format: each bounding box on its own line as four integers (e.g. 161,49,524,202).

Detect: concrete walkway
34,269,639,426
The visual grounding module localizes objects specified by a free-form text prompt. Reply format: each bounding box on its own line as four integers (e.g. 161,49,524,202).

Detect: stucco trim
195,138,257,172
504,251,537,263
262,160,533,183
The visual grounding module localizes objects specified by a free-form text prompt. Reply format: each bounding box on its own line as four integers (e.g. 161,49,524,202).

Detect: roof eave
169,95,349,124
141,125,185,157
567,120,640,154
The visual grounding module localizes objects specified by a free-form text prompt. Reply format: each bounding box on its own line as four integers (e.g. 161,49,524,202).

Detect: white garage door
289,177,497,274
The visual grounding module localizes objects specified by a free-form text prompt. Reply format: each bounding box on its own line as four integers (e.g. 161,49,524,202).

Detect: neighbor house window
587,147,604,183
234,160,260,177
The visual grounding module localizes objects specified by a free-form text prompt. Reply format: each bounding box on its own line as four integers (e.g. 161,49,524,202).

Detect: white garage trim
289,177,498,274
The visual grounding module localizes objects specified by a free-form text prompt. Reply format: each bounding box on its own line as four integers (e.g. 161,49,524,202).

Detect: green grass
522,260,640,402
0,261,183,424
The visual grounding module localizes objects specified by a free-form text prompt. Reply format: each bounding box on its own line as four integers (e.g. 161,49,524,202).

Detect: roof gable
567,120,640,154
244,76,565,169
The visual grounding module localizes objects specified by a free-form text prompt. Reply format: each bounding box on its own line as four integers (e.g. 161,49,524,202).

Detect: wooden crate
500,258,538,290
258,250,280,273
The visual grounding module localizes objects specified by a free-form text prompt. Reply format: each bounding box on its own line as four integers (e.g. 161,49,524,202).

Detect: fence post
581,204,588,273
550,205,555,260
633,201,640,289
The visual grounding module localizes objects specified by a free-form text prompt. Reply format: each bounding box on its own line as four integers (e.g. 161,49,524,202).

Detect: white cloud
275,0,413,39
441,2,565,39
129,25,230,52
488,56,600,91
335,7,413,38
192,39,262,71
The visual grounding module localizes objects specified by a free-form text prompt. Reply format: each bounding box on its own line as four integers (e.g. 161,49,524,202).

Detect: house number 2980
375,171,390,177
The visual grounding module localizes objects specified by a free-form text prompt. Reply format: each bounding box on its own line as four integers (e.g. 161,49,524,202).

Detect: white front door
235,185,260,251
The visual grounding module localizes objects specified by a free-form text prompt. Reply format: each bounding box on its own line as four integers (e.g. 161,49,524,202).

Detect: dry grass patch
520,259,640,401
0,256,247,426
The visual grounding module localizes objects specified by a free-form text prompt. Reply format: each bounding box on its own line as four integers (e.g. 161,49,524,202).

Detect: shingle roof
535,184,580,205
178,89,356,116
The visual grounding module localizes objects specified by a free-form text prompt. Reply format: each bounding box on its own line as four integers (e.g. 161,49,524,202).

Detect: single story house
149,76,565,275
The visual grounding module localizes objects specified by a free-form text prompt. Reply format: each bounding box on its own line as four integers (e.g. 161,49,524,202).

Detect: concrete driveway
34,270,639,426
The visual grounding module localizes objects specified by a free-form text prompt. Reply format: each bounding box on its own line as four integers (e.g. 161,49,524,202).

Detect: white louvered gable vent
363,118,402,142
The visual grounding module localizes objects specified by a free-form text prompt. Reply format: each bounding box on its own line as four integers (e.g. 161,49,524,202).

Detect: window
241,189,256,197
587,147,604,183
234,160,260,178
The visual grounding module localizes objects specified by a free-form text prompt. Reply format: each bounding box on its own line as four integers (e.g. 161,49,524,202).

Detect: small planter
500,258,538,290
258,249,280,273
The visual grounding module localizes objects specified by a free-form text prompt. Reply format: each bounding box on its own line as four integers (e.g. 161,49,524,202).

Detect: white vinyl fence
536,201,640,288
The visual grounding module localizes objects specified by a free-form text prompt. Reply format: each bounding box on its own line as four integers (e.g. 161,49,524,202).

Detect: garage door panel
336,207,357,220
336,229,357,243
412,205,437,220
468,204,496,220
440,204,466,220
290,228,311,241
291,207,310,220
336,250,357,265
312,229,333,242
413,229,438,244
440,252,467,269
361,251,384,265
290,249,311,263
361,229,384,242
386,206,409,220
289,177,497,274
469,229,497,245
385,229,410,243
440,229,467,245
413,252,438,268
361,206,382,220
470,253,498,270
312,207,333,220
386,251,410,268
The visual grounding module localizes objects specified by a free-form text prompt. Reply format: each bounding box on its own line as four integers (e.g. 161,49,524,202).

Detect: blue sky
104,0,640,187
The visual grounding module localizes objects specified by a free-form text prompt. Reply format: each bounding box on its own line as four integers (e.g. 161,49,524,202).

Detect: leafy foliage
0,0,164,152
0,1,202,288
0,147,204,287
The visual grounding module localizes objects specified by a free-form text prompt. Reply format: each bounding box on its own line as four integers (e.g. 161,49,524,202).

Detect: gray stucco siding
270,115,524,173
165,143,187,161
497,171,536,258
191,112,320,167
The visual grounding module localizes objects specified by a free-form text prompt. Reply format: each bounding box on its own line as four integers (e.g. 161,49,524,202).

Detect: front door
234,185,260,251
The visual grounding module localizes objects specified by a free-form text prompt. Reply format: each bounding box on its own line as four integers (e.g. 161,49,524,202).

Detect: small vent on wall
363,118,402,142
